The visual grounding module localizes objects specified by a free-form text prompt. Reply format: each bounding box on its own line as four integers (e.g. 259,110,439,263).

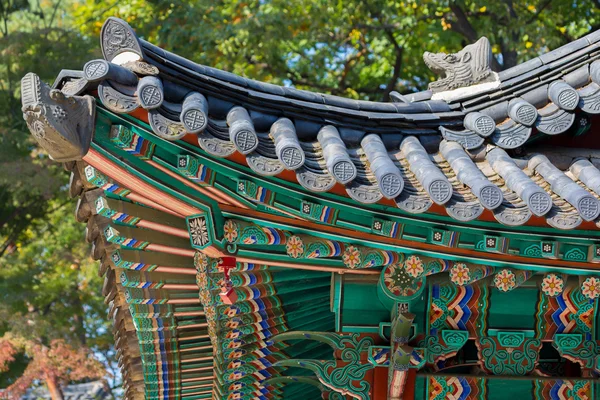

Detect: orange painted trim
174,311,205,317
184,366,213,373
177,322,208,330
222,205,600,271
402,369,417,400
183,356,213,363
86,144,598,271
235,256,380,275
154,266,197,275
125,192,183,217
162,284,198,290
179,343,212,351
373,366,389,400
182,376,213,383
178,383,213,390
84,149,201,216
146,244,196,257
147,159,248,208
167,298,200,305
137,220,190,238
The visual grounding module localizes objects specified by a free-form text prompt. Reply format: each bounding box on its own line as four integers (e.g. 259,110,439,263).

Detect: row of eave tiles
58,56,600,230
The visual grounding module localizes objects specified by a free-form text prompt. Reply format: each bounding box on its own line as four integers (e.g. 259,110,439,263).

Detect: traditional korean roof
19,16,600,400
43,17,600,229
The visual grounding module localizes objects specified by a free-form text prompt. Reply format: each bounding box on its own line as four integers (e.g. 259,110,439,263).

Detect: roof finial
424,37,496,93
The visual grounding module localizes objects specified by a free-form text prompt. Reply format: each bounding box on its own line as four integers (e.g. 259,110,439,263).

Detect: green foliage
0,200,107,345
74,0,600,100
0,0,100,255
0,1,110,395
0,198,112,391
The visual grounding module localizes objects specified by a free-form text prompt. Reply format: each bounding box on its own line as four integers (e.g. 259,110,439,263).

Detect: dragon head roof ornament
424,37,498,94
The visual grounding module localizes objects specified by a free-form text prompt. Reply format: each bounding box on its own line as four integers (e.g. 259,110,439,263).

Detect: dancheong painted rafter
20,16,600,400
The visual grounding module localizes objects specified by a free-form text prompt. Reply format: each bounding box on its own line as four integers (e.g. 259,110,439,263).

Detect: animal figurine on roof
423,36,496,92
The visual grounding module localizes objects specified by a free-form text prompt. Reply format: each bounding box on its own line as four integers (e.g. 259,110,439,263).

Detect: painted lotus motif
541,273,564,297
494,269,516,292
194,251,209,271
582,277,600,299
384,263,402,294
286,235,304,258
196,272,209,291
199,289,212,305
223,220,239,243
383,263,423,299
343,245,362,269
450,263,470,286
189,216,209,247
404,255,424,278
205,306,216,322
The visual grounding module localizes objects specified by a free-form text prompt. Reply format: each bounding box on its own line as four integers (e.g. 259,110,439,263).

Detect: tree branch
448,2,479,42
382,31,404,102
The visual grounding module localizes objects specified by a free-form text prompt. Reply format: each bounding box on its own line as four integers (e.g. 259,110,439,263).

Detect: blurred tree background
0,0,599,398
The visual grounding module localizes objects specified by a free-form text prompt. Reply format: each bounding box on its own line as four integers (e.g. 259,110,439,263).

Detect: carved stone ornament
148,110,187,141
493,205,532,226
424,37,496,93
395,191,433,214
21,73,95,162
61,78,90,97
98,82,139,114
439,126,485,150
445,199,484,222
197,131,236,157
296,167,336,192
346,182,384,204
546,208,583,230
536,104,575,135
246,154,284,176
101,17,143,63
187,214,211,249
579,82,600,114
491,120,531,149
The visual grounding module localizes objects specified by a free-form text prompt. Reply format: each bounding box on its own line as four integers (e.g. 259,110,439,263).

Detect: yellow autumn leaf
441,18,451,31
479,6,487,12
559,26,567,33
527,5,536,12
525,41,533,49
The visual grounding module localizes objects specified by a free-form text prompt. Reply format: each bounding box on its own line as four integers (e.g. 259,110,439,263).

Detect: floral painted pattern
223,220,239,243
199,289,212,305
383,263,423,298
404,255,424,278
194,251,208,271
541,273,564,297
286,235,304,258
189,216,209,247
384,263,403,295
450,263,470,286
582,277,600,299
494,269,516,292
343,245,362,269
224,306,239,318
205,305,216,322
196,272,209,291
